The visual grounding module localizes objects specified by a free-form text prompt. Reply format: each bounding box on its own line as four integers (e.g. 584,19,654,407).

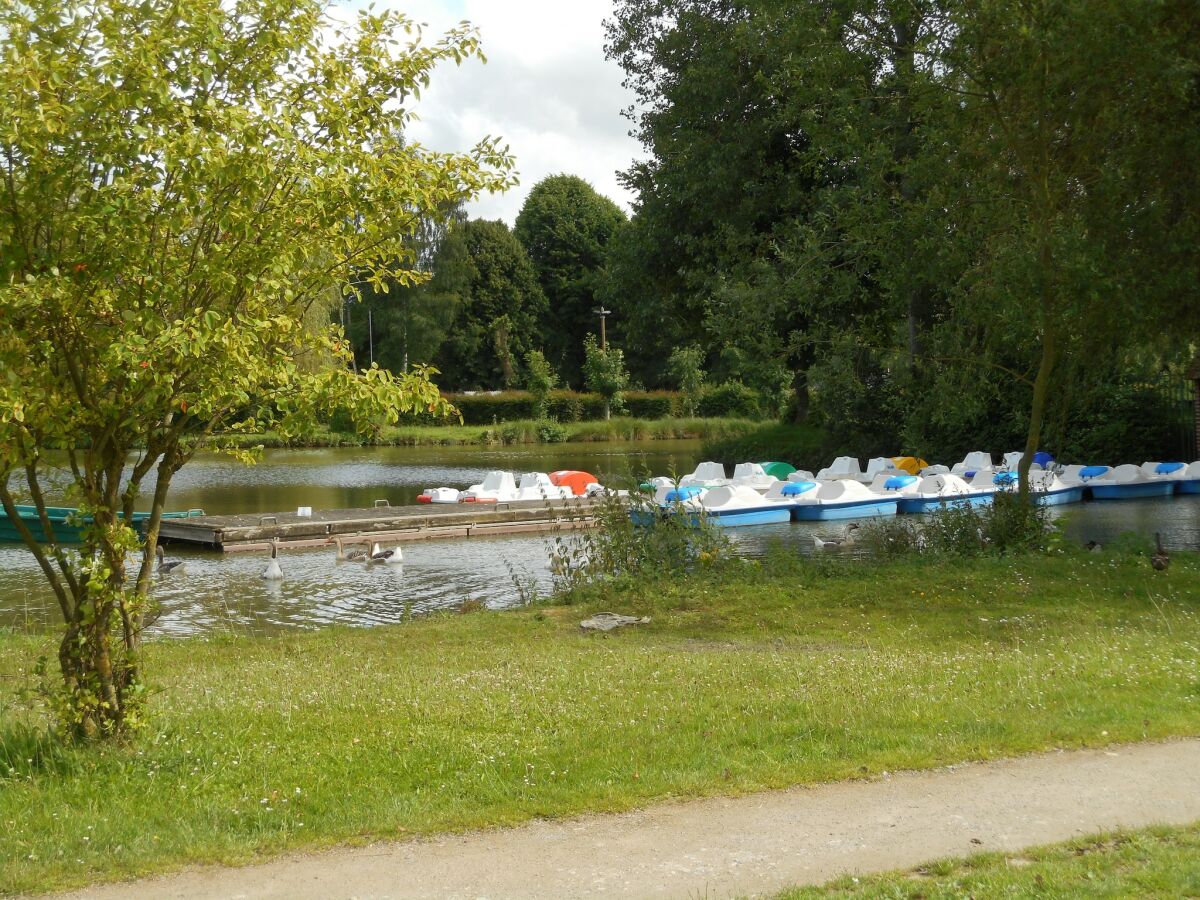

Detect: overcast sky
340,0,644,224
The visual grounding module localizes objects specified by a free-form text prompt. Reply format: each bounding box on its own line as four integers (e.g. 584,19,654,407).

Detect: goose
1151,533,1169,572
369,542,403,566
333,536,369,562
154,544,186,575
813,523,860,550
261,540,283,581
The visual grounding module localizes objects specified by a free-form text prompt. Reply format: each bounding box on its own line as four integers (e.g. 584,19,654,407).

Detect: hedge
434,388,763,426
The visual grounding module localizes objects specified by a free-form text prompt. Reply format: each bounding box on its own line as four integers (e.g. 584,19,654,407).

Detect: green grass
206,416,759,449
1,550,1198,894
779,823,1200,897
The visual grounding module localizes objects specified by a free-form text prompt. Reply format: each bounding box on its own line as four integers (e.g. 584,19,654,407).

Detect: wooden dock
157,498,601,552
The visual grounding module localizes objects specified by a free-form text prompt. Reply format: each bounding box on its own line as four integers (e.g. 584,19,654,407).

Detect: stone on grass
579,613,651,633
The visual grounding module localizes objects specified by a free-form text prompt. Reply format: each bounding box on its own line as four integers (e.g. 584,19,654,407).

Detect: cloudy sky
341,0,644,223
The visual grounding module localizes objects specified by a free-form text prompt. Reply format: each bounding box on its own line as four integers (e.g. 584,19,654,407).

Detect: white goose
369,542,403,566
261,540,283,581
333,536,369,562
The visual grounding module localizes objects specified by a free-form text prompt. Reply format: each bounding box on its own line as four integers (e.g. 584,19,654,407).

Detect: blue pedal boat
791,479,899,521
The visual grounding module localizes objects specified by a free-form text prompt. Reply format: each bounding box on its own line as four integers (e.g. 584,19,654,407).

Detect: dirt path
58,739,1200,900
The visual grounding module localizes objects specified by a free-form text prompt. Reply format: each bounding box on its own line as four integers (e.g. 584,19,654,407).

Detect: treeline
347,1,1200,464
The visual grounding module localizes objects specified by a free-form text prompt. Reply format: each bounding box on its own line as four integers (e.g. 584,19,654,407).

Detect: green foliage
667,345,706,416
0,0,512,737
434,220,548,390
547,491,733,594
696,381,764,420
859,492,1051,560
523,350,558,419
513,175,627,387
582,335,631,419
702,422,827,471
344,203,469,373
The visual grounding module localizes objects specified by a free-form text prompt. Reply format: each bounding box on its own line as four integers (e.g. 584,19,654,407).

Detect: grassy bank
1,550,1198,893
203,416,759,449
781,823,1200,897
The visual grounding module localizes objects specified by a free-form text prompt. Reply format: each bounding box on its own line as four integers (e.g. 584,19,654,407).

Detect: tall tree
345,202,469,373
513,175,626,387
435,220,548,390
0,0,512,738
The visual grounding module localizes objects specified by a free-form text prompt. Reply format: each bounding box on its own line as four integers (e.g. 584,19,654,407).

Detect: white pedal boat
896,473,991,514
1060,464,1173,500
416,487,461,504
791,479,900,520
461,470,519,503
698,484,793,526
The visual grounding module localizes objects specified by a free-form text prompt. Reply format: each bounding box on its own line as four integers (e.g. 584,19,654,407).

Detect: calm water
2,442,1198,637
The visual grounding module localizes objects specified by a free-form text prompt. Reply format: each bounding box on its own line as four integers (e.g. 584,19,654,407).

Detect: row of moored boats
632,453,1200,527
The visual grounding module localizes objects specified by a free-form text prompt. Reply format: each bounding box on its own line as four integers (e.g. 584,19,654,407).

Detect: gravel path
57,739,1200,900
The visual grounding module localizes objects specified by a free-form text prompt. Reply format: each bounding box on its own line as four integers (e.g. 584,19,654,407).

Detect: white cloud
340,0,644,223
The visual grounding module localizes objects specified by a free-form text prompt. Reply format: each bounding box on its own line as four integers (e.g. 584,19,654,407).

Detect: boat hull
1089,482,1174,501
706,507,793,527
1034,486,1085,506
0,506,203,543
1177,480,1200,495
792,499,899,521
898,494,992,515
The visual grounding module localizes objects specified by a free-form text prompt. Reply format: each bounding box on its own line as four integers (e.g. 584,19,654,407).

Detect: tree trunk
1020,323,1057,502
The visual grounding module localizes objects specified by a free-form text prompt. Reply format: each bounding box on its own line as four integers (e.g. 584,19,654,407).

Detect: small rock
579,613,651,633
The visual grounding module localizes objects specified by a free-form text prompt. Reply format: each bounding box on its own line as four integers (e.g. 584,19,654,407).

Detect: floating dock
157,499,600,553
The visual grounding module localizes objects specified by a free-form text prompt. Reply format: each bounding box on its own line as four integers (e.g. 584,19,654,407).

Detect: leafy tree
435,220,548,390
524,350,559,419
345,202,469,373
582,335,630,420
0,0,512,738
666,346,706,416
513,175,626,387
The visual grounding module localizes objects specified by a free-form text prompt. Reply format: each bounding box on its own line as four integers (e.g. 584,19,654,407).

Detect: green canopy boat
759,461,798,480
0,505,205,544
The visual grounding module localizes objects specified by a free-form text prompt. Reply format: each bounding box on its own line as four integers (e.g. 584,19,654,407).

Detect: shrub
624,391,677,419
702,422,827,470
697,380,764,419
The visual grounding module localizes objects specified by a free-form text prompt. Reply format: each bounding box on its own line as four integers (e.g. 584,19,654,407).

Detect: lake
2,441,1197,636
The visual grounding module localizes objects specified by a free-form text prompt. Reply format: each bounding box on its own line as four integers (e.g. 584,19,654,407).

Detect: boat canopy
759,461,797,480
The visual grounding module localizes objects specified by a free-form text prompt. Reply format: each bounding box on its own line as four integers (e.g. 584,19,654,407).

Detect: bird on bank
261,540,283,581
154,544,186,575
813,523,859,550
1085,540,1102,553
369,542,403,566
1151,533,1169,572
332,536,369,562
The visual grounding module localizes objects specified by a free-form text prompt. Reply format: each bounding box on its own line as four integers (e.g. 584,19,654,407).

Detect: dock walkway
158,498,599,552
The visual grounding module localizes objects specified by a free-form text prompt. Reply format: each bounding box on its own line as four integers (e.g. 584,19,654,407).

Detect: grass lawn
1,549,1197,894
780,822,1200,898
209,415,758,448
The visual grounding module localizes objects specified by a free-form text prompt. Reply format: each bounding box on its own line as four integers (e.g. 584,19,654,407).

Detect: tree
435,220,548,390
513,175,626,387
930,0,1200,495
524,350,558,419
667,345,706,417
582,335,630,420
0,0,513,738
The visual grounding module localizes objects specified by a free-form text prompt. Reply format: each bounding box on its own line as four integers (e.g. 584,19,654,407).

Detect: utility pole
594,306,612,351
